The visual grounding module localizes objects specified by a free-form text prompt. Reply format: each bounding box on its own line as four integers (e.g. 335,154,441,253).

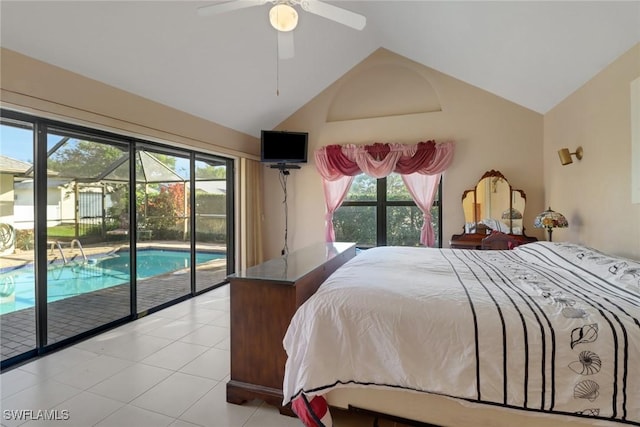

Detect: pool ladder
50,239,87,264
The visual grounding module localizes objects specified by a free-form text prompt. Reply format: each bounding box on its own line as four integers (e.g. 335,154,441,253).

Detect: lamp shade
534,207,568,241
501,208,523,220
557,146,583,166
269,3,298,32
558,148,573,165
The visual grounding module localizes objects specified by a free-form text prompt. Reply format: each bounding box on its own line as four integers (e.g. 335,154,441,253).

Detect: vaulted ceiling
1,1,639,138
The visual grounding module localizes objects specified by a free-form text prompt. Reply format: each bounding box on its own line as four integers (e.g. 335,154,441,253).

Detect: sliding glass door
0,119,36,361
135,146,192,312
45,128,132,345
0,110,234,369
194,156,231,293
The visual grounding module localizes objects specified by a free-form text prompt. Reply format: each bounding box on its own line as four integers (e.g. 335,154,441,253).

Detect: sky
0,123,34,163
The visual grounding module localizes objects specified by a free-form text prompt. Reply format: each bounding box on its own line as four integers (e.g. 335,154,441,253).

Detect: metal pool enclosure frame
0,109,235,369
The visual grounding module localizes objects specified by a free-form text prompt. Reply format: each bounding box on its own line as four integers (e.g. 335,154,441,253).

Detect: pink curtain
401,173,441,246
315,140,455,246
321,175,354,242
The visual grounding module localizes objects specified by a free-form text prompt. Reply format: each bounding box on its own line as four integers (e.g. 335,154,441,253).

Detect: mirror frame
461,170,527,235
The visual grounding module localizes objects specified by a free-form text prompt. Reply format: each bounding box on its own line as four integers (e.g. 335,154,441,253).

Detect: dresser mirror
462,170,525,234
451,170,537,249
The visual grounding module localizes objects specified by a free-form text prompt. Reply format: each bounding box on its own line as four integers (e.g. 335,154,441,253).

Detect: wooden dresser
450,231,536,250
226,242,356,413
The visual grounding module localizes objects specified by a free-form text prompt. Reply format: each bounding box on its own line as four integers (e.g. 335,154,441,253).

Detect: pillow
548,242,640,292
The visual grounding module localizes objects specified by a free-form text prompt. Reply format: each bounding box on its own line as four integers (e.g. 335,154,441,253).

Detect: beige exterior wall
544,43,640,260
0,174,14,221
263,48,545,258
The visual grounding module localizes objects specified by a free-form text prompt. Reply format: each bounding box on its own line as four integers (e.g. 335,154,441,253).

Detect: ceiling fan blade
301,0,366,30
197,0,266,17
278,31,295,59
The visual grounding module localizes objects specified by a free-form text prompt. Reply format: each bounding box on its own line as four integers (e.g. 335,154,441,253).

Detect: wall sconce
558,146,583,165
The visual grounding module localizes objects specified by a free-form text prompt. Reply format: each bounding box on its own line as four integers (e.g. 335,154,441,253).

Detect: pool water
0,249,223,314
102,250,221,279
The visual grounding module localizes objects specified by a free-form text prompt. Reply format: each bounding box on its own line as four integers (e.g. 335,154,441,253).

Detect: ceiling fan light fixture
269,3,298,32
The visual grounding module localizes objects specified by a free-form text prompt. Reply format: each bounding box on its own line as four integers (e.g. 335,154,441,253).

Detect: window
333,173,442,248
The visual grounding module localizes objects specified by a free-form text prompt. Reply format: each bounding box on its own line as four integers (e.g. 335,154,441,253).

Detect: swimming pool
0,249,224,314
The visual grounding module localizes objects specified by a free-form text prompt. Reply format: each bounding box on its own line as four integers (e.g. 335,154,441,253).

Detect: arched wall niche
326,62,442,122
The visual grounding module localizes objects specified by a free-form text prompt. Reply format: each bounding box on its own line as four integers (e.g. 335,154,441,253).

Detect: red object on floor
291,395,333,427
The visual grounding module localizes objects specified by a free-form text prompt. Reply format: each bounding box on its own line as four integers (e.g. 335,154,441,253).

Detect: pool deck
0,241,228,363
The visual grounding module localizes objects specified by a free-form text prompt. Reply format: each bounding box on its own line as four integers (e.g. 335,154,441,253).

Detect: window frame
338,174,442,248
0,108,236,369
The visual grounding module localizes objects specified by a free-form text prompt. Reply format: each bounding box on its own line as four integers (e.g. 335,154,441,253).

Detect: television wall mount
270,163,301,174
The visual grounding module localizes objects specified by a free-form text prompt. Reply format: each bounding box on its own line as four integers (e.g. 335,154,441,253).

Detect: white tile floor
0,285,377,427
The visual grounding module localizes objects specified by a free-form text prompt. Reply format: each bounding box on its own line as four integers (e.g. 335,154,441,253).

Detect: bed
282,242,640,426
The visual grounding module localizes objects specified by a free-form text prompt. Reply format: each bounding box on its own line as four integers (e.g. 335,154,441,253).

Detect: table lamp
534,207,568,241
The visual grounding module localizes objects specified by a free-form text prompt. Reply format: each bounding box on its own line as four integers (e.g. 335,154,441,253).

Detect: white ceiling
1,1,639,138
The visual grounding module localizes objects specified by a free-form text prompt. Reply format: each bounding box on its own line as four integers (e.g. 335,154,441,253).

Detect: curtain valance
315,140,455,247
315,140,455,180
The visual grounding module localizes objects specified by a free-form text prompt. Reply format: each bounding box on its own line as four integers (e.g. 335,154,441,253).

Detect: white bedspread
283,242,640,425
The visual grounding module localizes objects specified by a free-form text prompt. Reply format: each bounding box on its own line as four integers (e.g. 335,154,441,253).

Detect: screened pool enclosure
0,110,234,368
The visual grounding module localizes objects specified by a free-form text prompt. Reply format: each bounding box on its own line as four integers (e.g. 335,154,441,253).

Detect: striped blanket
283,242,640,425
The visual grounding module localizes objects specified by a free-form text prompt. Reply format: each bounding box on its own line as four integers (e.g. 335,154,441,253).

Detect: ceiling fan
197,0,366,59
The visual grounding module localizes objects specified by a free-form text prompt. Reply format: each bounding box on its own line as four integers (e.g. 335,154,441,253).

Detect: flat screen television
260,130,308,164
